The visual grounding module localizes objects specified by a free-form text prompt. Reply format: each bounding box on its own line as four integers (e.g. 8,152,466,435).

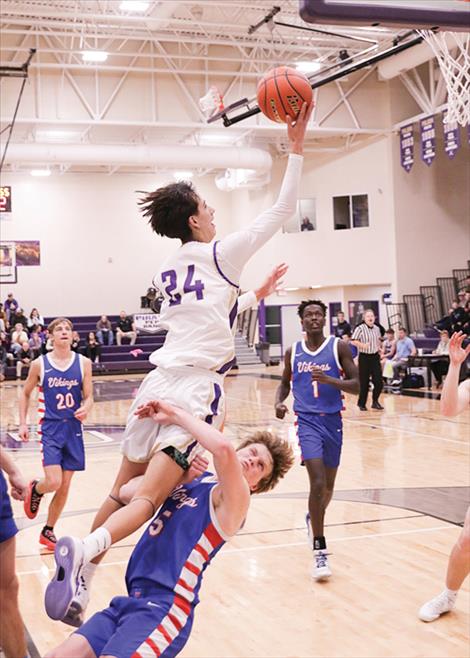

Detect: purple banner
399,124,414,172
442,111,460,159
420,116,436,166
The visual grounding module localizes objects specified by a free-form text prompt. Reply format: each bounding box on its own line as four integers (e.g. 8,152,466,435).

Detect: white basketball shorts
120,366,225,464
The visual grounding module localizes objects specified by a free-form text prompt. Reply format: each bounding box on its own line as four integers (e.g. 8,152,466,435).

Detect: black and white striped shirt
352,323,382,354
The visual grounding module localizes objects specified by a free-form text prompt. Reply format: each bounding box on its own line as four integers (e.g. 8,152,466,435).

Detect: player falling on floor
275,300,359,580
44,102,313,624
19,317,93,551
45,399,294,658
419,331,470,622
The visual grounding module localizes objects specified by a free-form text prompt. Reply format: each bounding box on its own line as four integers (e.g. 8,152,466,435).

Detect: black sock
43,525,54,533
313,536,326,551
32,482,43,497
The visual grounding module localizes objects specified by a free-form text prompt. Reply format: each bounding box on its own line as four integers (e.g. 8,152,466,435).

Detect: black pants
429,358,449,384
358,352,383,407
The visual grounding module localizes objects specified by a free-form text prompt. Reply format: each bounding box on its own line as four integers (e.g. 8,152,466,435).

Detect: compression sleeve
215,153,303,285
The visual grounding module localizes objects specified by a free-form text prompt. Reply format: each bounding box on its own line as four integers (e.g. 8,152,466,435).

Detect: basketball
257,66,313,123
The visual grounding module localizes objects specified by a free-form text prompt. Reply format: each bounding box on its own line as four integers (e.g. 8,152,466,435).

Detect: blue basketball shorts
0,469,18,543
295,412,343,468
40,418,85,471
76,589,194,658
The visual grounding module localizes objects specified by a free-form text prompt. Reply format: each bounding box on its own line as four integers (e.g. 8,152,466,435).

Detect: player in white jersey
419,331,470,622
46,103,313,625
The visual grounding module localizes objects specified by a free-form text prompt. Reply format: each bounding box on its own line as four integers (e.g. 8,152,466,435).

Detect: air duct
5,143,272,172
378,33,461,80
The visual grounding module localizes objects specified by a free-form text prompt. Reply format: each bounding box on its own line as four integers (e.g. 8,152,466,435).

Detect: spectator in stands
44,329,54,353
380,328,397,367
430,330,450,389
9,308,28,332
450,300,468,334
0,333,8,382
16,341,33,380
84,331,101,364
334,311,351,338
29,325,44,359
4,293,19,323
341,332,358,362
96,315,114,346
71,330,81,353
390,327,417,385
116,310,137,346
28,307,44,329
300,216,314,231
10,323,29,357
0,303,8,332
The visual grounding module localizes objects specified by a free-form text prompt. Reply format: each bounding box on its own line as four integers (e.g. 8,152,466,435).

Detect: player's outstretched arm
440,331,470,416
237,263,288,314
18,358,41,441
216,103,314,283
275,347,292,419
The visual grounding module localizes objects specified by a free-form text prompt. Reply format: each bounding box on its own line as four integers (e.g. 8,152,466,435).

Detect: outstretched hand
287,101,314,155
448,331,470,366
135,399,179,426
255,263,288,301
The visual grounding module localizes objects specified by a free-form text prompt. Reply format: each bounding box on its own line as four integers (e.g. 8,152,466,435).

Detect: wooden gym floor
1,367,469,658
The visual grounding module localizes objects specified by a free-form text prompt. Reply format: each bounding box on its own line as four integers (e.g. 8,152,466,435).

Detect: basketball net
417,30,470,126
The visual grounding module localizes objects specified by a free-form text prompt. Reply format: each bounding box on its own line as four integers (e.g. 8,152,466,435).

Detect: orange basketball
257,66,313,123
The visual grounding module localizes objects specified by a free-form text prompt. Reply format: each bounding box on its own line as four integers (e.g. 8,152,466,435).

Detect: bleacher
5,314,166,380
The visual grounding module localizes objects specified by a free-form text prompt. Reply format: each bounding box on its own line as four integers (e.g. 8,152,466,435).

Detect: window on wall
333,194,369,230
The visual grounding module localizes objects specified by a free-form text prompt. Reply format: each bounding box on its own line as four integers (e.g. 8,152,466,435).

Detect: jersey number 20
56,392,75,409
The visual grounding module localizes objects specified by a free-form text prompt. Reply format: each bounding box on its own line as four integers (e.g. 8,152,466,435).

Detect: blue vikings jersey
126,473,229,608
38,353,83,422
291,336,343,414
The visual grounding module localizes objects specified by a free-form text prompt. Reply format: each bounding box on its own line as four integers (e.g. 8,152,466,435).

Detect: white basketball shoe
419,590,456,622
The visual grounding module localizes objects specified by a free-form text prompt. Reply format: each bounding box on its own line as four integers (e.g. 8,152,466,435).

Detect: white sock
82,561,98,589
82,527,112,563
444,587,458,603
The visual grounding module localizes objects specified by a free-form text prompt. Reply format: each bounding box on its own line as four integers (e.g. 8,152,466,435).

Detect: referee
351,309,384,411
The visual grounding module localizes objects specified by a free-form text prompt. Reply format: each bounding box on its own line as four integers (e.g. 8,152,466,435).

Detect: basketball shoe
39,526,57,551
61,574,89,628
312,549,332,581
24,479,43,519
418,590,456,622
45,536,85,621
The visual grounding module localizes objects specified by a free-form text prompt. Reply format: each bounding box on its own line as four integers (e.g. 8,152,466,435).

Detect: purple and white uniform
121,154,303,463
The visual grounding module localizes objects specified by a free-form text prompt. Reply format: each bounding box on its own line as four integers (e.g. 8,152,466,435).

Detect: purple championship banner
420,116,436,166
442,110,460,159
399,124,414,172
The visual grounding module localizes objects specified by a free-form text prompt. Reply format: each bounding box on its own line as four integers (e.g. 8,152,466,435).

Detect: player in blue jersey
275,300,359,580
0,446,29,658
45,399,294,658
19,317,93,551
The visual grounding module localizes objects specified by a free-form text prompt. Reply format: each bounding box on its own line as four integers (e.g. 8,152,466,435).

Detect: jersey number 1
312,381,319,398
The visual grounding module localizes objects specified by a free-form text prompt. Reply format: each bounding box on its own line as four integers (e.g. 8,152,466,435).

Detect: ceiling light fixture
119,1,150,11
81,51,108,63
30,169,51,177
294,61,322,74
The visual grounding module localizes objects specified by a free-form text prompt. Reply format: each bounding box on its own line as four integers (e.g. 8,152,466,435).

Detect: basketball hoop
418,30,470,126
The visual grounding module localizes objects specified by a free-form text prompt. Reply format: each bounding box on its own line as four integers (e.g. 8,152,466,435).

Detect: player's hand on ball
275,403,289,419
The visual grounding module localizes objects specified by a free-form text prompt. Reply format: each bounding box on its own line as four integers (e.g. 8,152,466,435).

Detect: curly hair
138,181,199,243
297,299,327,319
238,431,294,494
